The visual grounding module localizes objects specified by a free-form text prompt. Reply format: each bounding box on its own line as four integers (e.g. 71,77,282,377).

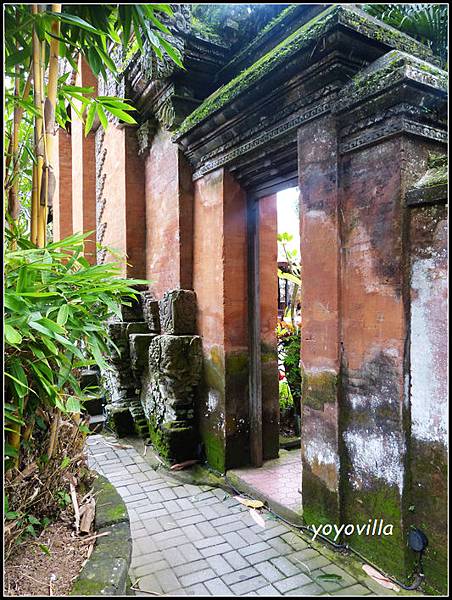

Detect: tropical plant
277,232,301,327
4,228,146,467
276,320,302,410
4,228,148,549
362,3,448,63
4,4,183,245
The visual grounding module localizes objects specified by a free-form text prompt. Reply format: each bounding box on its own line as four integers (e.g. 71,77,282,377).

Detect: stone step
83,394,105,416
80,369,101,390
88,414,106,433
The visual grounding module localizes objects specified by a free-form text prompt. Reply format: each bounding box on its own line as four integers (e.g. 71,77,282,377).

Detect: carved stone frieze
339,116,447,154
192,98,334,180
95,127,108,260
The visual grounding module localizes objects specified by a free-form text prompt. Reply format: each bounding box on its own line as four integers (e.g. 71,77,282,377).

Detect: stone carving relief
159,289,197,335
136,119,158,156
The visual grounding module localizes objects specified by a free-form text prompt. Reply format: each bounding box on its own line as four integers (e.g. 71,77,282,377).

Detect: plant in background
277,321,302,410
279,380,293,411
362,3,448,64
277,232,301,327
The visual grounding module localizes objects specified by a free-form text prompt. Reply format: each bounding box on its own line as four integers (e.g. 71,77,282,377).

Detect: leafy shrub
4,229,147,551
279,380,293,410
276,320,302,412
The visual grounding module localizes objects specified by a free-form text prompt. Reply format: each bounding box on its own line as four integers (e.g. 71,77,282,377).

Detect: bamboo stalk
40,4,62,248
7,52,21,227
31,4,43,245
5,70,32,177
47,408,60,459
7,422,21,470
37,31,47,247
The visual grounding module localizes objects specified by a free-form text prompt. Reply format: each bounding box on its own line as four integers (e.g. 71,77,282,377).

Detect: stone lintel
405,184,448,207
175,5,437,142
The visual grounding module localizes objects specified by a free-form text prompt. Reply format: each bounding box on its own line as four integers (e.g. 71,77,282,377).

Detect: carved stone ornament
159,289,197,335
136,119,158,155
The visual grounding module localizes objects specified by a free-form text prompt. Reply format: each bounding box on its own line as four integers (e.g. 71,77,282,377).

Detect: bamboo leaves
4,230,149,470
4,3,181,235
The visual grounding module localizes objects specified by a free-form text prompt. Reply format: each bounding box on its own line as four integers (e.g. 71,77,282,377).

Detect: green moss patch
93,475,129,530
175,6,437,137
303,371,338,410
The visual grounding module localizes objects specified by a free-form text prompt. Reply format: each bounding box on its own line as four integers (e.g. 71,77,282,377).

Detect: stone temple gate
53,4,448,592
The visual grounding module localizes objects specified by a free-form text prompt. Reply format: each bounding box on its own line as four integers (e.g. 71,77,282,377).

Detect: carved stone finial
136,119,158,155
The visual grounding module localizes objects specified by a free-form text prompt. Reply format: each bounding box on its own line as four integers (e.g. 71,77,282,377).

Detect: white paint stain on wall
410,257,448,445
343,430,405,493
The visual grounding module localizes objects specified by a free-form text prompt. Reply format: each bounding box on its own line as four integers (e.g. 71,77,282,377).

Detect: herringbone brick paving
87,435,385,596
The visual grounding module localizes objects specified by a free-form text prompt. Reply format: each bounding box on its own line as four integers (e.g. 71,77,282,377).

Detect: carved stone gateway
88,4,447,592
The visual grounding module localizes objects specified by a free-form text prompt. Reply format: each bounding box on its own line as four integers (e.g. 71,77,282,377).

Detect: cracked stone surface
86,435,391,597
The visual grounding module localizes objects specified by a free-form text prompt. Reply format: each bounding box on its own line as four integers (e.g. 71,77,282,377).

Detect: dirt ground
4,521,91,597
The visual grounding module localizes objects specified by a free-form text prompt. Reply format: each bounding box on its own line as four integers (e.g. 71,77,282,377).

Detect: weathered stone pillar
333,51,447,585
405,149,447,593
71,57,97,263
193,168,250,472
298,114,341,524
258,194,279,460
52,129,73,241
144,127,194,295
141,290,202,463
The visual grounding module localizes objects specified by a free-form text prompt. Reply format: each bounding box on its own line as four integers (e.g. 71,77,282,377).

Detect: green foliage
4,4,181,230
277,232,301,327
4,228,147,467
192,4,282,46
279,380,293,410
362,3,448,63
280,330,302,406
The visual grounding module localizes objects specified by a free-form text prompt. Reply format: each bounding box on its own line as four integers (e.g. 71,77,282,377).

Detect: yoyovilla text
310,519,394,542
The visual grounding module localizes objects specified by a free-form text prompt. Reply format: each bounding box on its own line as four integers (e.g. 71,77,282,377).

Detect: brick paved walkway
87,434,386,596
229,449,302,512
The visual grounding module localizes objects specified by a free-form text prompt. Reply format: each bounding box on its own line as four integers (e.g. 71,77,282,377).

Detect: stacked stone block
140,290,203,463
103,294,158,438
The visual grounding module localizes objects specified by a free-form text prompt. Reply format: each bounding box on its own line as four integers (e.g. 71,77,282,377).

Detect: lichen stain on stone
410,256,447,445
304,438,339,492
343,430,405,494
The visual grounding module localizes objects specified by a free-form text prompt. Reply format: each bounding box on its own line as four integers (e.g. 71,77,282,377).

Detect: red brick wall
193,169,225,348
259,195,278,345
71,57,97,263
145,128,194,296
53,129,73,241
258,194,279,460
223,171,248,352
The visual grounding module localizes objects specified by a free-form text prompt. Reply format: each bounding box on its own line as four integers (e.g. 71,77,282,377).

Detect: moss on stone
175,5,339,136
190,15,224,45
71,578,106,596
201,429,225,474
414,153,448,189
93,476,129,529
303,371,338,410
226,352,249,374
301,466,340,526
175,6,437,137
342,484,408,583
348,50,447,107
